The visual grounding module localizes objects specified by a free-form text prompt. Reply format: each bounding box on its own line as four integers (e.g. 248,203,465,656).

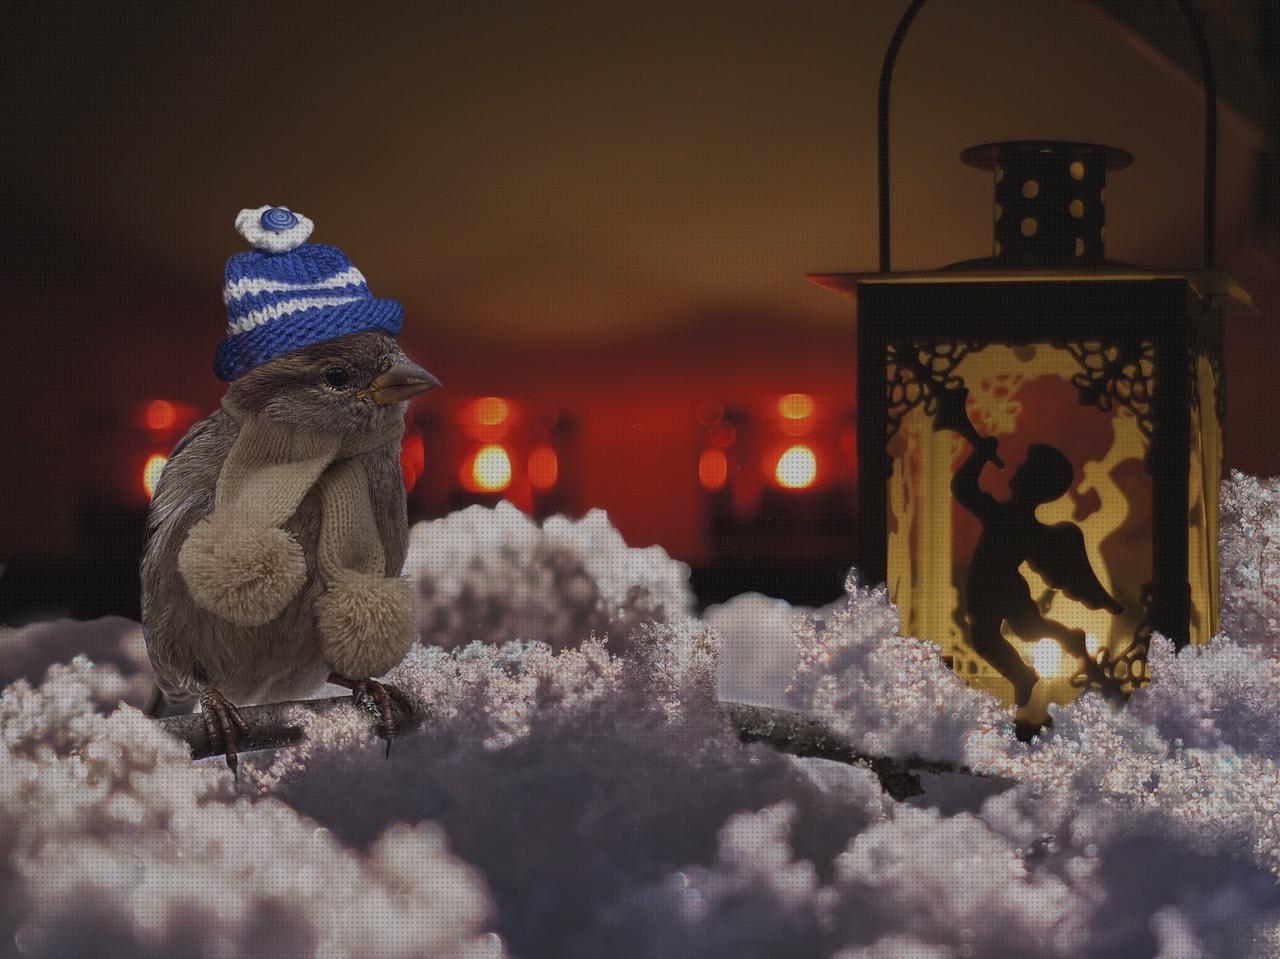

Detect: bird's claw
341,677,412,757
199,687,249,778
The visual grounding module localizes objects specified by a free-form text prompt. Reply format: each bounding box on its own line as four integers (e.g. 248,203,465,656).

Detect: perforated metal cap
960,140,1133,267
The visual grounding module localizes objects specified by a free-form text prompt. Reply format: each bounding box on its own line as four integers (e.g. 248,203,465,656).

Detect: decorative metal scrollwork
1056,340,1156,440
1071,580,1154,699
1069,638,1150,699
886,340,987,441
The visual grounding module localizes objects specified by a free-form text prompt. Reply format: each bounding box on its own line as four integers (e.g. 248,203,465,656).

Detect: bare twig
156,696,1008,800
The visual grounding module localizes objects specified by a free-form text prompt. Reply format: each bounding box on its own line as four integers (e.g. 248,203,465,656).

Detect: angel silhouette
951,436,1124,708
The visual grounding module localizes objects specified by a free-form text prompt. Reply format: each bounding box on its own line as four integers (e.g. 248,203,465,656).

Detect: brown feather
141,332,413,708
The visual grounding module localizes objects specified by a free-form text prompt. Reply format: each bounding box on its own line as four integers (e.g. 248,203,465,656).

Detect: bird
141,205,440,774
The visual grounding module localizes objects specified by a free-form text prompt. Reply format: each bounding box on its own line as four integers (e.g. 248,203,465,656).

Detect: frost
0,662,497,958
1219,470,1280,650
404,502,694,653
9,473,1280,956
780,579,1016,768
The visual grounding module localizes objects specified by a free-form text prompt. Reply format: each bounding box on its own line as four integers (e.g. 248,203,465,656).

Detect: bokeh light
472,397,510,426
142,454,167,499
696,400,724,426
144,400,177,431
400,429,425,492
774,445,816,489
528,446,559,491
469,445,512,492
698,448,729,491
777,393,814,420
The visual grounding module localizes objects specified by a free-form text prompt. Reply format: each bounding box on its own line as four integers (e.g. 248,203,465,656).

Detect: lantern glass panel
886,339,1156,719
1187,313,1225,645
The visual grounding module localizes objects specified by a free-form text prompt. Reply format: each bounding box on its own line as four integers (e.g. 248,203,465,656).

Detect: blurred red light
400,429,425,491
777,393,814,420
698,448,729,491
777,393,816,436
696,400,724,426
142,453,167,498
472,397,510,426
528,446,559,491
708,422,736,447
533,405,561,430
144,400,178,431
462,397,516,442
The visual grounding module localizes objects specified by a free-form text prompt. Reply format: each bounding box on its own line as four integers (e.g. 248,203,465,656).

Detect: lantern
810,0,1254,728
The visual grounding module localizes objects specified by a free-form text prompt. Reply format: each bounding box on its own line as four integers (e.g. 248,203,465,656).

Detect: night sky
2,0,1276,563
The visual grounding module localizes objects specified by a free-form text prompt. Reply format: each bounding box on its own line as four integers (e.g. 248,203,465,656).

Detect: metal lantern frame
810,0,1247,717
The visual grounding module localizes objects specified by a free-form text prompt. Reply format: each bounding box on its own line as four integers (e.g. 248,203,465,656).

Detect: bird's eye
323,366,352,389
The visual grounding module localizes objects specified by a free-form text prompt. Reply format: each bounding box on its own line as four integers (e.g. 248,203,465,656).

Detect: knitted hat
214,205,403,381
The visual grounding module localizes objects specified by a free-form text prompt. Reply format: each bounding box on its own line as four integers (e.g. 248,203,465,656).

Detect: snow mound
0,660,498,959
404,502,694,653
9,472,1280,955
0,616,151,711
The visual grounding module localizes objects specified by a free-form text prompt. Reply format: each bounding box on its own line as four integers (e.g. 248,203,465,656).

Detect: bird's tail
142,683,196,718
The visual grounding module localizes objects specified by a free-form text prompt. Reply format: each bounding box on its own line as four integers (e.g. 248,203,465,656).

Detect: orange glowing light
774,445,817,490
467,445,512,492
777,393,815,420
144,400,178,431
471,397,510,426
142,453,167,498
400,430,425,492
528,446,559,491
698,448,729,491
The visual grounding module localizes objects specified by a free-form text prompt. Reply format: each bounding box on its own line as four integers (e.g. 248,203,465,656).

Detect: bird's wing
140,410,237,700
1025,522,1119,611
143,413,218,543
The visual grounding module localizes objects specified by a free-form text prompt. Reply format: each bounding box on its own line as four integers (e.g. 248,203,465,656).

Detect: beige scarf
177,398,417,680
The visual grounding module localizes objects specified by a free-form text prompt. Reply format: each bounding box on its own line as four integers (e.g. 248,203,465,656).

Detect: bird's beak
365,361,442,405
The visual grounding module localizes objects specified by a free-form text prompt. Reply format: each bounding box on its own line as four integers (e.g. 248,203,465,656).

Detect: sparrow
141,331,439,773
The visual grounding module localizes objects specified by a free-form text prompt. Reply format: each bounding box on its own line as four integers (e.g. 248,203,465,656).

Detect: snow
404,502,694,653
5,476,1280,956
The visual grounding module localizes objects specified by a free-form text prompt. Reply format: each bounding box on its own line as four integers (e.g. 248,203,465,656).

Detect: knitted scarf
176,398,416,680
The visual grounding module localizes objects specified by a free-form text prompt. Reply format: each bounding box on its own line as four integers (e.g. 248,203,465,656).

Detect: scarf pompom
178,515,308,626
315,571,418,679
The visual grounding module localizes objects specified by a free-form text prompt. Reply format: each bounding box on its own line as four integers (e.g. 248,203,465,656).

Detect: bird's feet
199,686,250,778
328,673,413,758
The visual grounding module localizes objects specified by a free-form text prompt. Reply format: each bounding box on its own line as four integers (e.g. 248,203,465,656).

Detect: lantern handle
877,0,1218,271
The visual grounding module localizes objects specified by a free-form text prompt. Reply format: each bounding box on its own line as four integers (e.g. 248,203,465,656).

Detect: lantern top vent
959,139,1133,173
957,139,1133,270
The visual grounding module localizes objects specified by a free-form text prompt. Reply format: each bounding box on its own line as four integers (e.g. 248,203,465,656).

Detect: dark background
2,0,1277,622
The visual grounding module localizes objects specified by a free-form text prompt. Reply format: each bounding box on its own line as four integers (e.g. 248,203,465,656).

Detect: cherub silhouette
951,436,1124,708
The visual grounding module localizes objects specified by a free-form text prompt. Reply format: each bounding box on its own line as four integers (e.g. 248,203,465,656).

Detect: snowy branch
156,694,998,799
154,694,421,760
724,702,1007,799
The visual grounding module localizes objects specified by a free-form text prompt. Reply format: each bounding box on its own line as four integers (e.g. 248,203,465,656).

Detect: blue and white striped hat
214,205,403,381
